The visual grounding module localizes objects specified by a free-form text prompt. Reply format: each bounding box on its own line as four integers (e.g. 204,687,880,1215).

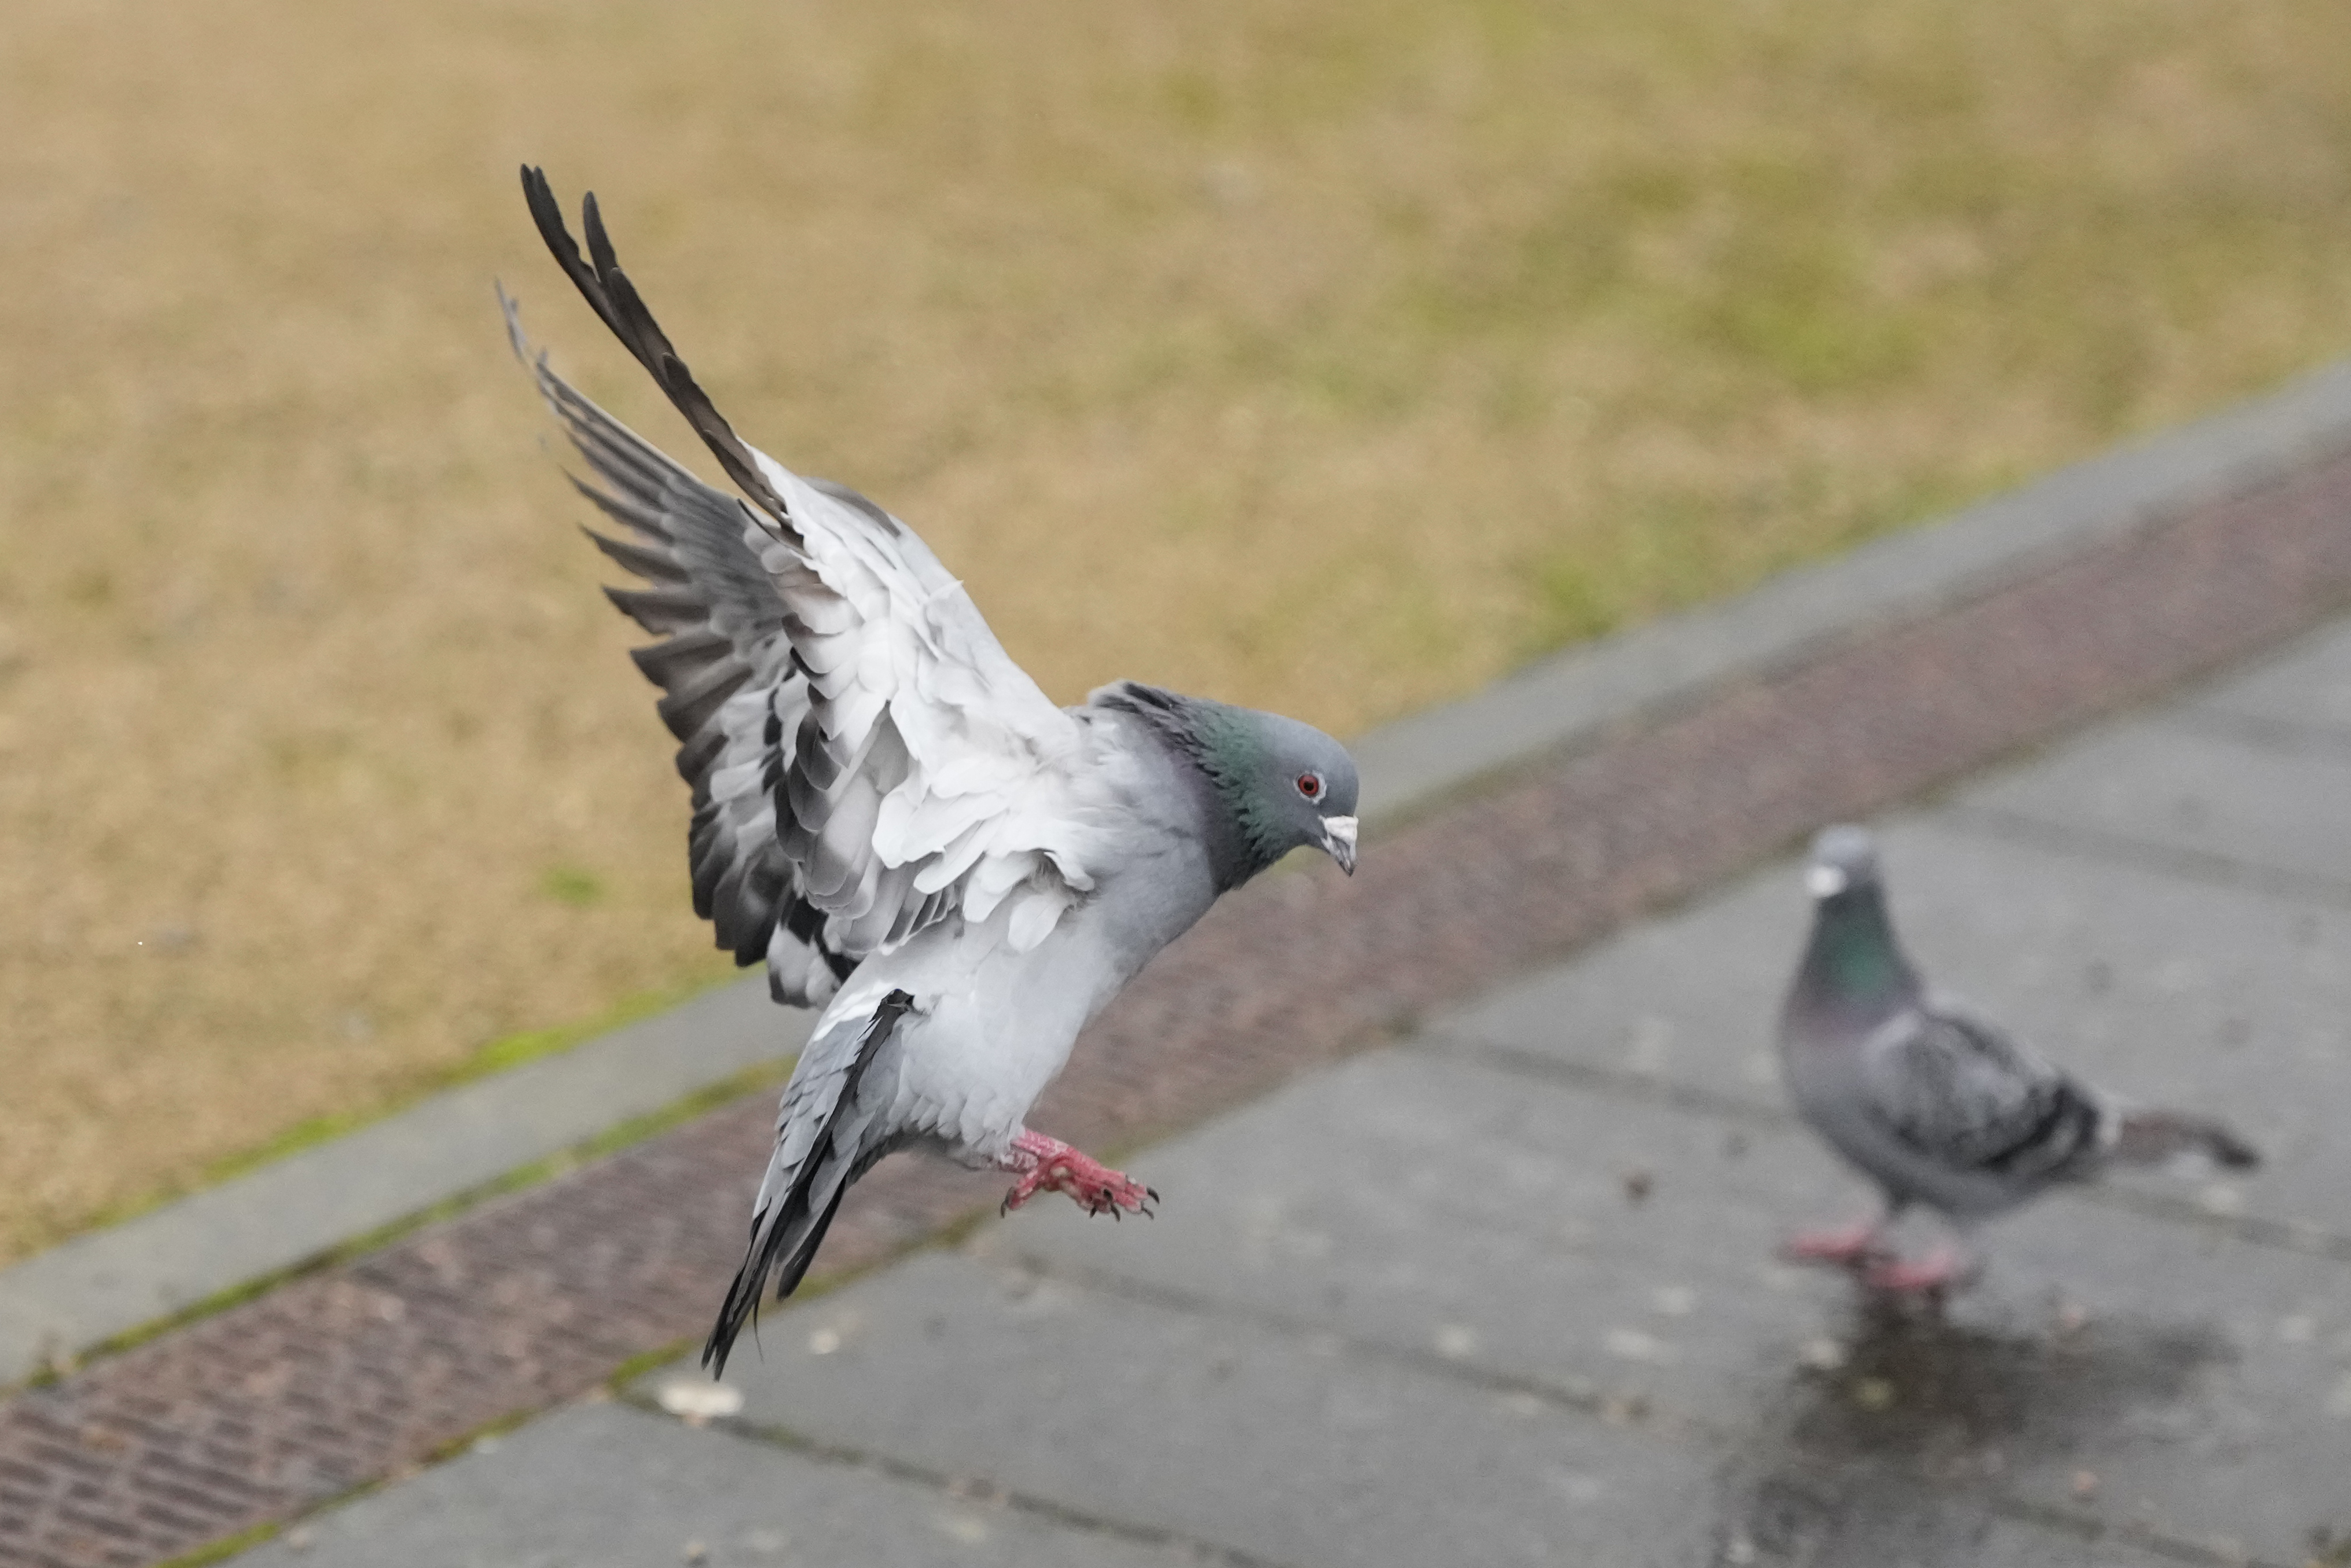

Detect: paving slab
1956,714,2351,894
232,1398,1193,1568
681,1251,1731,1568
2194,616,2351,739
995,1049,2351,1566
1437,817,2350,1247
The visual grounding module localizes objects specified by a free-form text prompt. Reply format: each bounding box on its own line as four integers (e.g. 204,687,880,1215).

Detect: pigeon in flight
1777,825,2257,1292
505,168,1361,1374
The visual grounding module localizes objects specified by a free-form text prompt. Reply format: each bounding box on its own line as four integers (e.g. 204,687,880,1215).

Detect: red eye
1296,772,1322,799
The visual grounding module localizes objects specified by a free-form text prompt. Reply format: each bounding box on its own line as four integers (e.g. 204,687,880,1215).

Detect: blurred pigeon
1778,825,2258,1292
507,168,1361,1373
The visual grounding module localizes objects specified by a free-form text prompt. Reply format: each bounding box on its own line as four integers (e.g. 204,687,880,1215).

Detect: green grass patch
152,1522,280,1568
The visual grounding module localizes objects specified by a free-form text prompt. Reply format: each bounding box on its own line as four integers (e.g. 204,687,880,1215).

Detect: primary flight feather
506,168,1361,1374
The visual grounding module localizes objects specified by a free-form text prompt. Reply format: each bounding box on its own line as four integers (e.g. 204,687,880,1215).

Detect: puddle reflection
1711,1295,2229,1566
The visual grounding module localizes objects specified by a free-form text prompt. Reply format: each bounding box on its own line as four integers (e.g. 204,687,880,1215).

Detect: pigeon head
1792,824,1915,1012
1803,824,1882,902
1097,684,1359,886
1198,704,1361,877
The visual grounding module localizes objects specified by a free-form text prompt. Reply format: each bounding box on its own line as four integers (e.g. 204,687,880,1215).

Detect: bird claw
998,1133,1155,1220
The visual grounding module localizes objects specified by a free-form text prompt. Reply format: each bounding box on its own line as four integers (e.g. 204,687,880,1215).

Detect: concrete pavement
238,618,2351,1565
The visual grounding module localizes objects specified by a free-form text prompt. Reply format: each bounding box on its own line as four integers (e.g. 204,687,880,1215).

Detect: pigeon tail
2112,1108,2261,1170
703,991,912,1377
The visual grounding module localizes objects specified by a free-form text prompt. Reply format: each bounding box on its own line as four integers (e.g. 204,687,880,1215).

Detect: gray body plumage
1779,826,2256,1227
507,168,1361,1374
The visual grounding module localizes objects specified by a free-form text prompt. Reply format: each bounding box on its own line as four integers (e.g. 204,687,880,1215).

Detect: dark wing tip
582,189,621,279
517,166,795,527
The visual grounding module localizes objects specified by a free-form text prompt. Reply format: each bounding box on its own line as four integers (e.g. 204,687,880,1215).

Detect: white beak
1805,864,1848,898
1320,815,1358,876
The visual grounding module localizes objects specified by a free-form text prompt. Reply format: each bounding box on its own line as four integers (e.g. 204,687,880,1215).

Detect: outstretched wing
504,293,850,1004
1861,1003,2108,1184
512,169,1114,982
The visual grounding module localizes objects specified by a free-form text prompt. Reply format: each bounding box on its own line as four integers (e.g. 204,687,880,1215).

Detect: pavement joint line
1413,1028,1802,1129
1415,1030,2351,1265
1937,803,2351,912
2076,1184,2351,1267
8,355,2350,1400
2166,703,2351,760
608,1391,1303,1568
989,1253,2293,1568
2099,1523,2294,1568
987,1246,1705,1437
1982,1499,2285,1568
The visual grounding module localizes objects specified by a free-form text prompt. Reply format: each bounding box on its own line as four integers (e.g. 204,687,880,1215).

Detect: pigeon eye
1295,772,1323,800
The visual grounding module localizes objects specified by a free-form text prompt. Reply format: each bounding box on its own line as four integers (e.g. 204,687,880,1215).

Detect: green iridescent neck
1193,707,1286,871
1800,888,1916,1009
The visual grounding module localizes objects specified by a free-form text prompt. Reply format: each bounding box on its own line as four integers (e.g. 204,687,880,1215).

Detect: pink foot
1783,1220,1885,1267
1000,1131,1157,1218
1863,1246,1970,1295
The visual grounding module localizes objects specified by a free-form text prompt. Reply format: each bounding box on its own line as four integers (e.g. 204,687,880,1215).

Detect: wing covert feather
1861,1005,2106,1181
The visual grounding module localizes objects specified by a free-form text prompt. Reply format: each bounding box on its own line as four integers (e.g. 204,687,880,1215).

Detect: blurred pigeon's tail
2113,1108,2261,1170
702,991,913,1378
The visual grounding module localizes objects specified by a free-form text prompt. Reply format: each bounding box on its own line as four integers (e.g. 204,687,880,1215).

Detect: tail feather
2114,1108,2260,1170
702,990,912,1377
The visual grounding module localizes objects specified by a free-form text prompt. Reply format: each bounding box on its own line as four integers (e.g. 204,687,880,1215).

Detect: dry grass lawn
5,0,2351,1264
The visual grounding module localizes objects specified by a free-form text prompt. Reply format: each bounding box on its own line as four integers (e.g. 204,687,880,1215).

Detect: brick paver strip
3,450,2349,1567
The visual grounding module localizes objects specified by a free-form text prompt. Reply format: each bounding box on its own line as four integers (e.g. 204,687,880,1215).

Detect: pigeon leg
1863,1244,1972,1295
999,1130,1157,1218
1783,1217,1887,1267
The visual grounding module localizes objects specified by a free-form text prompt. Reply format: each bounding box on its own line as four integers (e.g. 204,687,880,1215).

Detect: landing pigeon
1777,825,2258,1292
506,169,1361,1373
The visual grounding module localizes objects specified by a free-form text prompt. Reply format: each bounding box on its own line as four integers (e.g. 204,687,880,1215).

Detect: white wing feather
743,453,1107,956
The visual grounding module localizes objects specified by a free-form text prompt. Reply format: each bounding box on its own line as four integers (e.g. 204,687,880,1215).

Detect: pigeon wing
505,291,856,1005
513,174,1112,968
1860,1003,2108,1185
750,469,1104,957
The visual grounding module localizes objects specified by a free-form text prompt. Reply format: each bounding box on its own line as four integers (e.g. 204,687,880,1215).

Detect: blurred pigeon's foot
1784,1219,1885,1266
1000,1130,1157,1218
1863,1245,1971,1295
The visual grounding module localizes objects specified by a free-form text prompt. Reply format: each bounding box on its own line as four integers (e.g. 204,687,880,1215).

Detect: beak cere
1320,815,1358,876
1804,864,1848,899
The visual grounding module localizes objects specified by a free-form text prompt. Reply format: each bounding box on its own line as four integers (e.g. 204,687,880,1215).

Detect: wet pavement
238,615,2351,1568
